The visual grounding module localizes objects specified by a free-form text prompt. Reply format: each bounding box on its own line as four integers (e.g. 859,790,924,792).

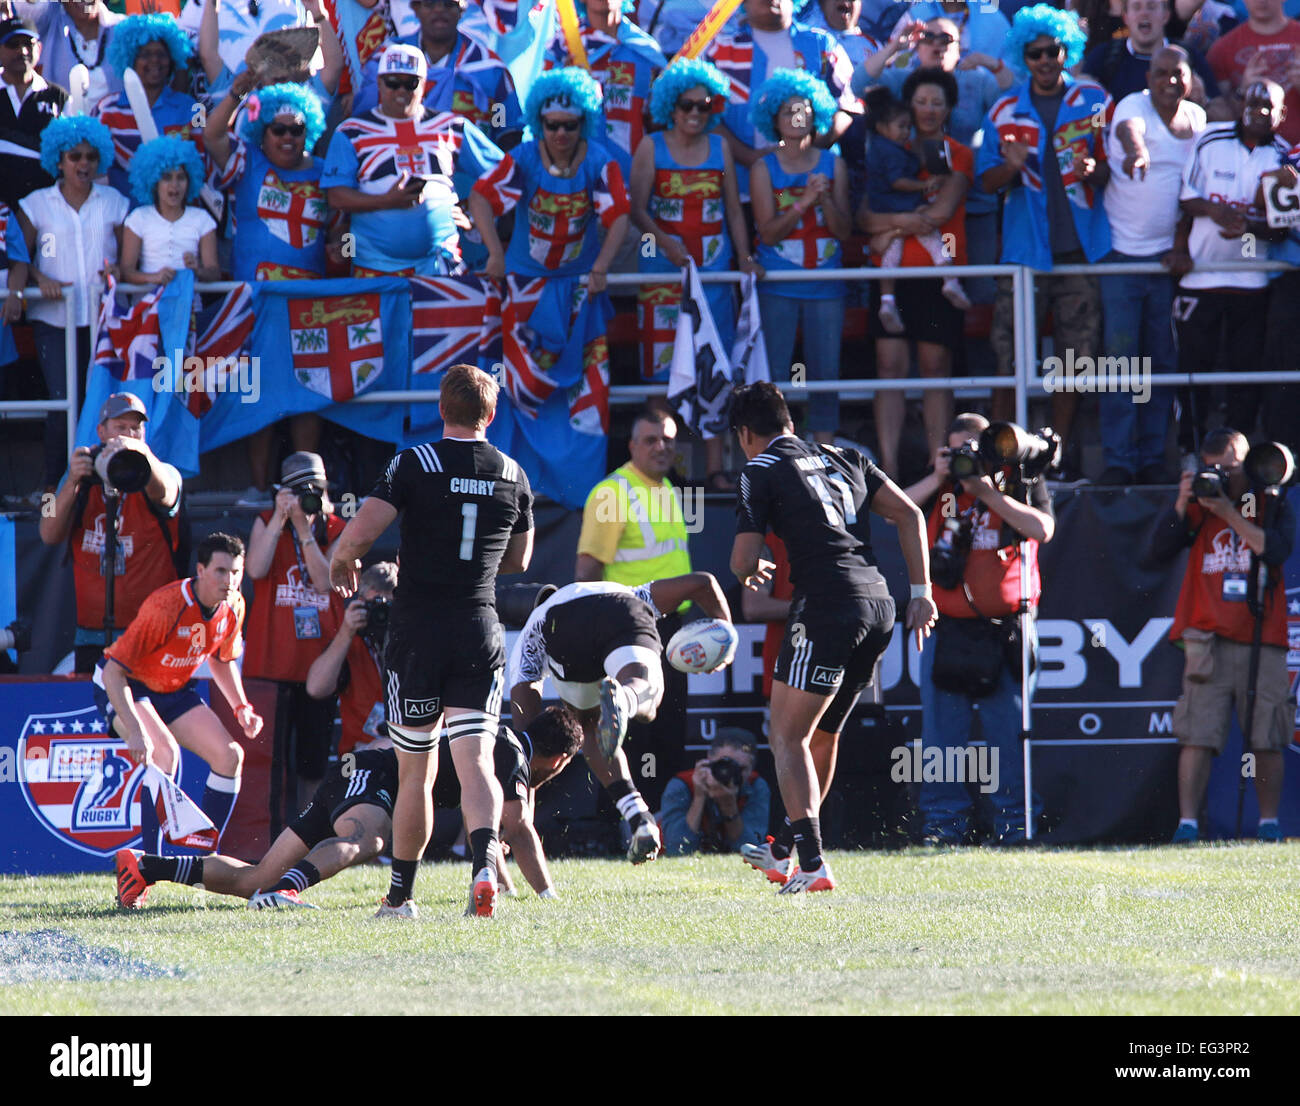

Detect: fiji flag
206,278,410,450
407,273,497,443
76,271,201,476
496,0,558,111
489,285,611,509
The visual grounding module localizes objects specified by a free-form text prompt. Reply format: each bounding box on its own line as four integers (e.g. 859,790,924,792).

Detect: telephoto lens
297,486,324,516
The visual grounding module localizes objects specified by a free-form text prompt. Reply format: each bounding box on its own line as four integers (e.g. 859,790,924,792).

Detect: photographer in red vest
1147,428,1297,843
39,392,183,673
243,452,345,826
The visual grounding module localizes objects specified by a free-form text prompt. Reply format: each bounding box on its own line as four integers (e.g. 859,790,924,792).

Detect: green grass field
4,845,1300,1016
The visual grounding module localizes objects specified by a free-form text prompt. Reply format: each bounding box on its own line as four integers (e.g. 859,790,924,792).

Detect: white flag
731,272,771,385
666,260,734,441
142,766,219,853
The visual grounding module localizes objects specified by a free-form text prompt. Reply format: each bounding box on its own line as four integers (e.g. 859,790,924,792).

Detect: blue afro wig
241,83,327,153
107,13,192,78
39,115,116,180
751,68,837,142
525,68,604,141
1003,3,1086,78
648,58,730,129
128,135,205,207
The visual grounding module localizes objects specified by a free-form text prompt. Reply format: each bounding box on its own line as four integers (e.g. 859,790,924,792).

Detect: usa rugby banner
2,682,216,874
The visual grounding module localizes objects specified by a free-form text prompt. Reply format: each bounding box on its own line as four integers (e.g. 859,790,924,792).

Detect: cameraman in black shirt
729,382,937,894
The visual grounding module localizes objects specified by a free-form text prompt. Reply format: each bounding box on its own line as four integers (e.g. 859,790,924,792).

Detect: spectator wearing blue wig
976,3,1111,460
4,114,128,491
204,71,334,504
92,13,202,204
120,135,219,287
749,69,852,444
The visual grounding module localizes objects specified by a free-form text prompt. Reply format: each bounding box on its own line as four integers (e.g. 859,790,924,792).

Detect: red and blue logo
17,708,144,856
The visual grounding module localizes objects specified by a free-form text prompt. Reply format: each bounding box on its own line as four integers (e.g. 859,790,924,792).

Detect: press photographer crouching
38,393,184,673
657,728,771,855
305,561,396,757
1146,429,1297,843
902,413,1056,845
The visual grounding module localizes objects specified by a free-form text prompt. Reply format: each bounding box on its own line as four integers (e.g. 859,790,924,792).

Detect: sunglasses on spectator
63,149,100,163
543,119,582,132
675,97,713,113
382,75,421,91
268,122,306,137
1024,43,1063,60
920,32,955,46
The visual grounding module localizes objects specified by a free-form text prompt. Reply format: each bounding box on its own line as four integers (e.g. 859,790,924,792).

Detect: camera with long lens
978,422,1061,482
88,442,151,496
948,442,983,480
1244,442,1296,489
360,595,391,647
708,756,744,790
295,483,324,516
1191,464,1228,499
0,618,31,653
930,510,976,591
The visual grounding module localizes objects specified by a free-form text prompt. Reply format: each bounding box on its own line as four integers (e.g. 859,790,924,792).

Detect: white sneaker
741,837,792,885
627,820,661,864
375,896,418,919
248,888,318,910
777,860,836,895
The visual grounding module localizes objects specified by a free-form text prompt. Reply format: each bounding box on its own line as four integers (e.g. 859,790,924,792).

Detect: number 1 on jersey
459,502,478,560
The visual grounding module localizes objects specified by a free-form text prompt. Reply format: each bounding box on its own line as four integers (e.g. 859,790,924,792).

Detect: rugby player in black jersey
728,383,937,893
506,572,734,863
114,707,583,908
329,364,534,919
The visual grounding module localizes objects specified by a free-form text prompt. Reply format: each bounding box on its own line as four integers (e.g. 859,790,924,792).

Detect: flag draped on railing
73,272,615,507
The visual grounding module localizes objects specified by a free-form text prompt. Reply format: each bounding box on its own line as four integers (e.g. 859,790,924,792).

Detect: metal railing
2,258,1294,460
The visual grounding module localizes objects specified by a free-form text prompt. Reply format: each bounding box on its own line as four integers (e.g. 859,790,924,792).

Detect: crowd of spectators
2,0,1299,502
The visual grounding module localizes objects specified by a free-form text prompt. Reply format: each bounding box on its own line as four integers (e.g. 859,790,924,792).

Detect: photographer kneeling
903,413,1055,846
39,393,183,673
657,729,770,856
1146,429,1296,843
305,561,396,756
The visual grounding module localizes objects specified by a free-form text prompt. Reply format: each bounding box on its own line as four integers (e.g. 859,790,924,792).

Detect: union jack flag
410,274,494,377
94,275,166,381
498,275,555,418
187,284,255,417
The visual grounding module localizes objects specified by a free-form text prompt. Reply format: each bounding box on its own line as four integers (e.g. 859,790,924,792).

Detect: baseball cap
280,451,326,489
0,18,38,46
378,44,427,81
98,393,149,424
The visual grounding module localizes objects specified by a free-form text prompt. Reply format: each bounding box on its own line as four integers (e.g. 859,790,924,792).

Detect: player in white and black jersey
728,382,937,894
330,364,534,920
506,573,734,863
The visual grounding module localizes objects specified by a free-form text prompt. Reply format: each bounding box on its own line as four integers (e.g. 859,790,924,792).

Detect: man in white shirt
1172,78,1290,449
1098,45,1207,484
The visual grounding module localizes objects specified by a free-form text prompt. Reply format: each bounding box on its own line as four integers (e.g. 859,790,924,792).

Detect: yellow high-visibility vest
590,464,691,591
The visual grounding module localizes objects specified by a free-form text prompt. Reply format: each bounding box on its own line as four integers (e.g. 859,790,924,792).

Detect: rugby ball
666,619,739,675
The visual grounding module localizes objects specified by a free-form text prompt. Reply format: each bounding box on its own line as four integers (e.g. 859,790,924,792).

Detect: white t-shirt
1179,121,1289,289
1104,91,1206,255
124,206,216,277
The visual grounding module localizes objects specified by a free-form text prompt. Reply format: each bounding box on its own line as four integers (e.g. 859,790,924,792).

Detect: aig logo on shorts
811,666,843,688
404,698,441,719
